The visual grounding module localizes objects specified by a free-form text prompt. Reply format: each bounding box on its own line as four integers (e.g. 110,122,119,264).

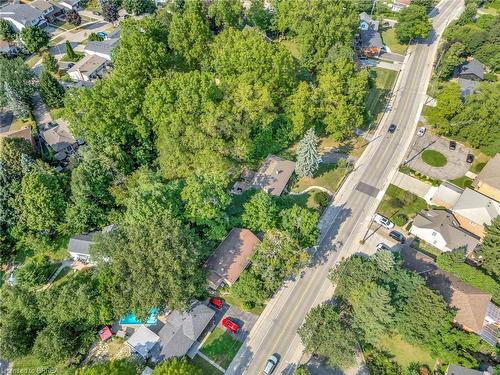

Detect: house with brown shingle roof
252,155,295,196
205,228,261,289
473,153,500,202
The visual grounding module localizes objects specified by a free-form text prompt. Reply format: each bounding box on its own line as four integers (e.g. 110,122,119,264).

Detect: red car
209,297,223,310
222,317,240,333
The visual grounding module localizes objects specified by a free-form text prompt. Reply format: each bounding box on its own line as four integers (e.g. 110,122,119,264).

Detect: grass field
191,355,222,374
366,68,398,124
421,150,447,167
288,189,327,210
378,334,436,369
220,289,265,315
377,184,428,224
200,328,243,369
13,355,74,374
380,28,407,55
481,0,499,14
292,163,348,193
9,117,34,131
449,175,473,189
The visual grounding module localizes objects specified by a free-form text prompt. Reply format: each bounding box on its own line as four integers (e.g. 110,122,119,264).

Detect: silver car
264,354,279,374
374,214,395,229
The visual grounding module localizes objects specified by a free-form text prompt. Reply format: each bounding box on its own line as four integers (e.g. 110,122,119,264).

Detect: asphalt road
225,1,465,374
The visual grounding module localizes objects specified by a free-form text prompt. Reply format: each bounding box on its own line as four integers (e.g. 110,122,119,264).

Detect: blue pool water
119,307,160,325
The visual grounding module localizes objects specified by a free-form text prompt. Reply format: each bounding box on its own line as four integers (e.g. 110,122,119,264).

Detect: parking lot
405,131,471,180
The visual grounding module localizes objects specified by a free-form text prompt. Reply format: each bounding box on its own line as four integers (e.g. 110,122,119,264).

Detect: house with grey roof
150,302,215,362
0,3,46,31
445,365,486,375
126,325,160,359
451,188,500,239
457,59,484,97
68,224,115,263
359,12,379,31
40,120,77,160
252,155,295,196
59,0,82,10
68,54,109,82
473,153,500,202
409,209,480,253
30,0,62,21
84,37,119,60
359,29,384,57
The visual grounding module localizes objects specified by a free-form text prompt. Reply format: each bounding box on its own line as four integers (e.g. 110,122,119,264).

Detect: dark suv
389,230,405,244
388,124,397,133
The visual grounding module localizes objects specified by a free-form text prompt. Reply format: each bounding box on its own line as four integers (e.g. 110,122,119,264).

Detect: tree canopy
395,5,432,43
20,26,50,53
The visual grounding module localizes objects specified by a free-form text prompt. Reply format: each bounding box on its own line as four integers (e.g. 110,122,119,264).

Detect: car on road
389,230,405,244
374,214,395,229
209,297,223,310
466,153,474,163
222,317,239,333
263,354,279,374
449,140,456,150
388,123,397,133
376,243,390,251
417,127,426,137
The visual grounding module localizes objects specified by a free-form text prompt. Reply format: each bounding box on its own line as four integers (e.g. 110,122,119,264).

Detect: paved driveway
405,132,471,180
213,302,259,343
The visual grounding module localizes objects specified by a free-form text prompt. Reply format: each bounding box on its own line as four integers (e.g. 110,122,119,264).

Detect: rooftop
0,3,43,25
452,188,500,226
84,38,119,58
446,364,485,375
30,0,54,12
68,54,107,77
360,29,384,49
205,228,261,288
252,155,295,196
430,182,463,209
412,209,480,252
126,325,160,358
459,59,484,80
475,153,500,191
40,120,76,152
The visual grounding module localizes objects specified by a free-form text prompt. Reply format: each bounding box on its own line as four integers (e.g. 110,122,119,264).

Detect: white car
264,355,279,374
374,214,395,229
376,243,390,251
417,127,426,137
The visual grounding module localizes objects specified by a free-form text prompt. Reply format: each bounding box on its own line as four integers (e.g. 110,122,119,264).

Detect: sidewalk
391,171,437,203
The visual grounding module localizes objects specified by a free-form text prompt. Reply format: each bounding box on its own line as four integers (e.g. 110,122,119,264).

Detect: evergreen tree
4,83,29,118
42,52,58,74
39,70,65,109
65,41,76,60
480,216,500,279
296,128,320,177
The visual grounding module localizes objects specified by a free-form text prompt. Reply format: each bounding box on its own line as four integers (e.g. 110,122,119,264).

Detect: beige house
451,188,500,238
252,155,295,196
68,54,108,82
473,153,500,202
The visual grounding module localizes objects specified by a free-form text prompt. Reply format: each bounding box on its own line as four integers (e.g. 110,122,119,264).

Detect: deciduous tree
208,0,243,30
42,52,58,74
480,216,500,279
280,205,319,247
20,26,49,53
77,360,137,375
152,357,202,375
122,0,155,15
39,70,65,109
65,9,81,26
437,42,465,80
0,19,15,41
0,57,35,109
395,5,432,43
102,2,119,23
242,191,279,232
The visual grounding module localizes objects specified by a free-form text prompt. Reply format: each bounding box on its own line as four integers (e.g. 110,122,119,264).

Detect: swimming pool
119,307,160,325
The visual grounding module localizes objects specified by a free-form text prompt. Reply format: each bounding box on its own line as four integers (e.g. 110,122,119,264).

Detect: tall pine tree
4,83,29,118
39,70,65,109
65,41,76,60
296,128,320,177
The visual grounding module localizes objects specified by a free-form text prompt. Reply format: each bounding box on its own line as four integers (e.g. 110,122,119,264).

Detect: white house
410,209,480,253
68,225,114,263
67,54,108,82
84,37,119,60
0,3,46,31
59,0,81,10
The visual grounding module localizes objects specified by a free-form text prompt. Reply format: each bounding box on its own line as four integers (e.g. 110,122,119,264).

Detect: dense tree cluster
315,253,491,369
20,26,50,53
395,4,432,43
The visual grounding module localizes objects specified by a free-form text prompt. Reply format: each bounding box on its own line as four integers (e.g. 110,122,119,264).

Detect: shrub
393,213,408,226
314,191,329,207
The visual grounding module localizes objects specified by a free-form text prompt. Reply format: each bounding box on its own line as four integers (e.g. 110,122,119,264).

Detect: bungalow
205,228,261,290
451,188,500,239
59,0,82,10
252,154,295,196
400,247,500,346
359,12,379,31
150,302,215,362
457,59,484,97
0,3,46,31
126,325,160,359
359,29,384,57
40,120,77,159
67,54,109,82
68,224,115,263
409,209,480,253
0,109,34,145
84,37,119,61
473,153,500,202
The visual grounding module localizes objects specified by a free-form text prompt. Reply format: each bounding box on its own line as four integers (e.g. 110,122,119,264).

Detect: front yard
292,162,349,193
199,327,243,369
365,68,398,124
376,184,428,226
377,334,436,370
191,355,222,374
380,28,407,55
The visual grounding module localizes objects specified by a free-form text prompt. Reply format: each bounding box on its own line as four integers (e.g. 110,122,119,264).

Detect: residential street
225,1,465,374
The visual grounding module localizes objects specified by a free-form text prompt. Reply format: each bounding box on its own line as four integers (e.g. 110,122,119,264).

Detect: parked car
209,297,223,310
417,127,426,137
466,153,474,163
97,32,107,39
374,214,395,229
388,123,397,133
92,11,101,15
263,354,279,375
376,243,390,251
449,140,456,150
389,230,405,244
222,317,239,333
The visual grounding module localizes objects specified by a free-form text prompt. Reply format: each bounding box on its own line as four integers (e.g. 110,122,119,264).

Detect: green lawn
288,189,325,210
365,68,398,124
200,328,243,369
190,355,223,375
380,28,407,55
377,334,436,370
421,150,447,167
481,0,499,14
220,289,265,315
13,355,74,374
10,117,34,131
449,176,473,189
377,184,428,225
49,107,66,121
292,163,348,193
